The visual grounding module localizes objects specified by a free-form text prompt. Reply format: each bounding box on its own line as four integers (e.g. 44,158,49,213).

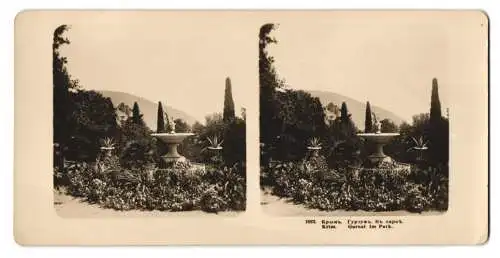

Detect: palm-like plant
407,136,428,151
100,137,115,149
206,135,224,150
407,136,428,161
96,137,118,173
307,137,322,149
204,134,224,166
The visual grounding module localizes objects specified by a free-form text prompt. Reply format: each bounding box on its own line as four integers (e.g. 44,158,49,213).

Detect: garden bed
261,157,448,213
58,158,246,213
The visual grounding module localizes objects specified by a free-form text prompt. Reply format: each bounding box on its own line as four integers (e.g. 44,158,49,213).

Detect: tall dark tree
430,78,442,124
364,101,373,133
428,78,449,167
53,25,80,166
340,102,349,122
132,102,144,125
156,101,166,133
259,23,282,164
223,77,236,123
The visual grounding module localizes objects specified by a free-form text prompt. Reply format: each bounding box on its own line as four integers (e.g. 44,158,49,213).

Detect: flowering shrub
172,160,194,171
66,162,99,200
63,157,246,212
200,186,227,213
264,158,448,213
204,163,246,211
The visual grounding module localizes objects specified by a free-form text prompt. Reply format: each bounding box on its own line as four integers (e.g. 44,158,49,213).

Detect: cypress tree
223,77,236,123
429,78,448,166
156,101,166,133
340,102,349,122
430,78,442,124
132,102,143,125
164,101,171,132
365,101,373,133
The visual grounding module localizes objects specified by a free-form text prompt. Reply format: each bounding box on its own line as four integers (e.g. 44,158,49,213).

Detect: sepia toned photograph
259,19,453,216
51,18,247,217
14,10,488,245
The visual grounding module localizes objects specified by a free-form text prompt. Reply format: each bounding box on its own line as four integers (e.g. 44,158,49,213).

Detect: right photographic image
259,13,455,216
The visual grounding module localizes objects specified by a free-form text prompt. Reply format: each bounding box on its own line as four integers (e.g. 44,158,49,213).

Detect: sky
60,11,487,122
61,12,257,123
266,11,487,121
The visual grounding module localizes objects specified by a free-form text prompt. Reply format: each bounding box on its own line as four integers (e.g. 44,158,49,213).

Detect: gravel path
53,189,441,218
54,190,240,218
260,187,443,217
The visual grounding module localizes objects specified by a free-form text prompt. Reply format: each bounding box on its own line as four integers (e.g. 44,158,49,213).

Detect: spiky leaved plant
306,137,323,160
308,137,322,149
407,136,429,161
101,137,115,149
204,134,224,165
96,137,119,174
206,135,224,150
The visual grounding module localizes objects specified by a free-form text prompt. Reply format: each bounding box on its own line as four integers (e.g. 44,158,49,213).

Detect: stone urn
151,132,195,165
100,146,115,158
307,146,322,158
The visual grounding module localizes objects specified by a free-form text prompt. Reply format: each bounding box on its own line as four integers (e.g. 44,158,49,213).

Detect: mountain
307,90,406,129
99,90,198,129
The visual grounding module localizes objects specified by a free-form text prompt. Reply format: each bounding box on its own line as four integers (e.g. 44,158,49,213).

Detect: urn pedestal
151,133,194,165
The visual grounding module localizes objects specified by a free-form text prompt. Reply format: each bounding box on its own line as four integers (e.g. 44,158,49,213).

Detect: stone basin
357,132,400,163
151,133,195,144
151,132,194,164
356,133,400,144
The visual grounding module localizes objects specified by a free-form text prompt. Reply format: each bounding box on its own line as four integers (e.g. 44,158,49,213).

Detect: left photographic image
52,16,246,217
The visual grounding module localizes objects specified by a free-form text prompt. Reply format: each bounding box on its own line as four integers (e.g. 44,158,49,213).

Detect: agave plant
407,136,428,151
307,137,322,149
95,138,119,173
407,136,429,161
206,135,224,150
100,137,116,149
